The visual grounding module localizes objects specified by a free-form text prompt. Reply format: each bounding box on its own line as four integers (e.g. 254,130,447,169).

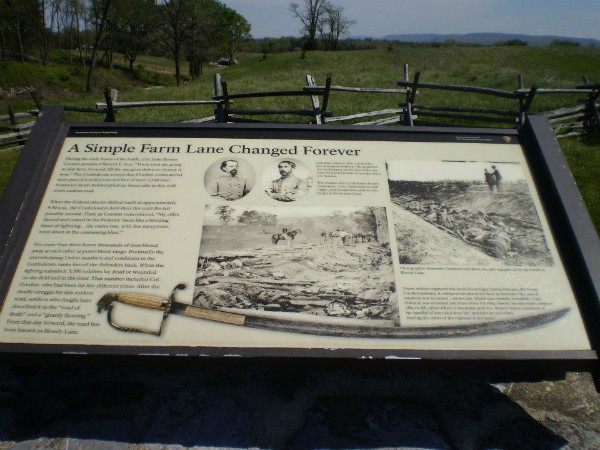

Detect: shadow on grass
0,364,568,449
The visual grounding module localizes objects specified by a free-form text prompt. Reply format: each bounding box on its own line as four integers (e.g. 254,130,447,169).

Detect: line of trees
289,0,354,51
0,0,251,91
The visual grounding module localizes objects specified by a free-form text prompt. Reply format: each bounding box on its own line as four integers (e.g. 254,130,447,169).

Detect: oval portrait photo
204,158,256,201
263,158,312,202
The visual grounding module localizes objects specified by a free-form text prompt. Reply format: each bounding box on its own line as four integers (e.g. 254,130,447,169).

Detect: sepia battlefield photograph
387,160,554,266
193,205,398,324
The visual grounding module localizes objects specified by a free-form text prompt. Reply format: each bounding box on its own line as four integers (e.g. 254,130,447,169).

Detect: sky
222,0,600,40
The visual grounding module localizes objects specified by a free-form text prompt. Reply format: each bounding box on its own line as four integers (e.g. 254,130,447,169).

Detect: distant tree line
0,0,251,91
241,36,380,54
494,39,528,47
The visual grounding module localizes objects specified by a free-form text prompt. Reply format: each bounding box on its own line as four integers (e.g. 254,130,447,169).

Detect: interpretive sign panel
0,108,598,364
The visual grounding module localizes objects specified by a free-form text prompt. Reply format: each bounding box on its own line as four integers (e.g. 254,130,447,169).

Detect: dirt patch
0,85,76,103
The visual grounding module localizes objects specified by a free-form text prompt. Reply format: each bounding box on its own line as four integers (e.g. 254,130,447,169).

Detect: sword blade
170,302,569,339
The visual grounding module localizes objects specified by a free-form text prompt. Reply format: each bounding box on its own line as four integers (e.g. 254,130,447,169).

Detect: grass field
1,45,599,229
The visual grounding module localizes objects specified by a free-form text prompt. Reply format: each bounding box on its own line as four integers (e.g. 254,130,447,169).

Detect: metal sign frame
0,107,598,370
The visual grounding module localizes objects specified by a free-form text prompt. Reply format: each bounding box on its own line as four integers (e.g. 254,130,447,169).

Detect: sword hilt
97,283,186,336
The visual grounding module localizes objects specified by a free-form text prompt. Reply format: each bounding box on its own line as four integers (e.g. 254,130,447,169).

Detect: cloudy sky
223,0,600,40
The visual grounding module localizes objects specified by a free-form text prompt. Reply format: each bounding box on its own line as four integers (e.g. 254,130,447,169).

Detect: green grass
1,46,599,229
561,134,600,231
3,47,599,122
0,150,20,198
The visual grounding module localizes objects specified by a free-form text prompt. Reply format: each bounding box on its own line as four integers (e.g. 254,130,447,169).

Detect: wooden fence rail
212,73,332,124
84,69,600,135
94,87,221,123
0,98,40,152
2,68,599,152
393,71,599,135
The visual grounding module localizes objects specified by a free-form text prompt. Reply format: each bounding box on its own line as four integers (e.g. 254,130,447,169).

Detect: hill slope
390,181,554,266
381,32,600,47
392,203,499,265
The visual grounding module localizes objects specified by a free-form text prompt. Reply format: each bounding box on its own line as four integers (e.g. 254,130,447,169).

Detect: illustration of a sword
97,284,569,339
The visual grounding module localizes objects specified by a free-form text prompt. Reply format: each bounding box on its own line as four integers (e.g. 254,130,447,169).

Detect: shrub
495,39,528,47
549,40,581,47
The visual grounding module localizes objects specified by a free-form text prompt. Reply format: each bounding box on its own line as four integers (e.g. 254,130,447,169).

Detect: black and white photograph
193,205,398,323
263,158,312,202
387,160,554,266
204,158,255,201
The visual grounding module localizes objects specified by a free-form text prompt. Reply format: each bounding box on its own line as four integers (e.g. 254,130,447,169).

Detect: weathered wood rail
0,90,40,151
212,73,332,124
91,68,599,136
96,87,221,123
4,68,599,152
393,69,599,136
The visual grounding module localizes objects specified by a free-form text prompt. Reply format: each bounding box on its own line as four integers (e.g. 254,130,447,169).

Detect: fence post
517,75,525,128
213,73,225,122
28,89,43,113
306,74,322,124
517,75,537,130
582,75,600,135
321,74,332,124
522,85,538,120
103,87,116,122
405,70,420,126
306,74,332,125
400,64,409,124
7,105,26,145
220,79,231,123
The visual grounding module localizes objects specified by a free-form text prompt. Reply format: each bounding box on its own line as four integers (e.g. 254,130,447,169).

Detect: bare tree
0,1,7,61
289,0,327,50
322,3,354,51
161,0,233,83
85,0,112,92
2,0,24,62
33,0,63,64
114,0,156,72
159,0,196,86
67,0,86,67
186,0,219,79
85,0,139,91
37,0,51,65
220,5,251,62
0,0,60,63
102,0,139,70
49,0,64,49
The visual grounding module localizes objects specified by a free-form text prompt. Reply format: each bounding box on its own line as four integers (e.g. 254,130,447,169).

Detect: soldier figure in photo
484,169,494,192
492,165,502,192
207,160,250,201
266,160,308,202
272,227,300,248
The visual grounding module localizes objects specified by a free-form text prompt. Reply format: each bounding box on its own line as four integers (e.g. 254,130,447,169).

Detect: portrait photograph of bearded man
264,159,311,202
204,159,255,201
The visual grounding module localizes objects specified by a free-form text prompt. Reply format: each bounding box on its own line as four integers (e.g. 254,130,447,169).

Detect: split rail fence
2,67,599,153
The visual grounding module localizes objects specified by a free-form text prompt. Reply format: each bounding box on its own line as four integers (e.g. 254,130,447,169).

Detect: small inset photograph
263,159,312,202
204,158,255,201
387,160,553,266
194,205,397,325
